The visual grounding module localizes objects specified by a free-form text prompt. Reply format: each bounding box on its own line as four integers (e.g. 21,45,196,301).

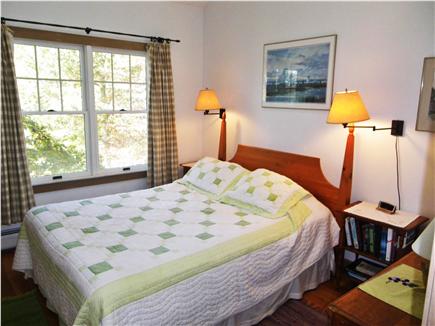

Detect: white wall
203,2,435,216
1,1,205,204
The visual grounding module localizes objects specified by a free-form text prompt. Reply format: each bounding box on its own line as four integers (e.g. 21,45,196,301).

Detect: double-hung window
14,40,148,185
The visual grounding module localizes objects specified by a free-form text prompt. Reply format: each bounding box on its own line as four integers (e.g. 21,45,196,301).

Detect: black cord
395,136,401,210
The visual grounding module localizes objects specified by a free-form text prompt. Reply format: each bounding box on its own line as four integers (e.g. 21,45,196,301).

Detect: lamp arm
342,120,404,136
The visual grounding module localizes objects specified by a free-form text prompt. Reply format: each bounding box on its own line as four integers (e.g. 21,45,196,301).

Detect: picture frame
262,34,337,110
416,57,435,133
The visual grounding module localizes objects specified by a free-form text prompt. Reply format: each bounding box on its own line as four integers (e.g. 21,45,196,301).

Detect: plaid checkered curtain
147,42,179,187
1,25,35,225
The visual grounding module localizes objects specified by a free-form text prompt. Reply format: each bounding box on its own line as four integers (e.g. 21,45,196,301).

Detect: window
14,40,148,185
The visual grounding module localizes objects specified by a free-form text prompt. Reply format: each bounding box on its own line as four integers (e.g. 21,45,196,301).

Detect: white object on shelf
344,201,419,228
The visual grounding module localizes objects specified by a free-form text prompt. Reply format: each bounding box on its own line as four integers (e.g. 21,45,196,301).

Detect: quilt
14,181,314,325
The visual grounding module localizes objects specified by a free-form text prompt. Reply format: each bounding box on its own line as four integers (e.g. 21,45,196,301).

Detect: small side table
180,162,196,175
328,251,427,325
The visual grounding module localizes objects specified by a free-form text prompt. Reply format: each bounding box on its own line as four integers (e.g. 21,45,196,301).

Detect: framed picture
416,57,435,132
262,34,337,110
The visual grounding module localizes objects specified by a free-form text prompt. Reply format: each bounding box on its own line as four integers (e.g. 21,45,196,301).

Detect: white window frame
15,39,148,186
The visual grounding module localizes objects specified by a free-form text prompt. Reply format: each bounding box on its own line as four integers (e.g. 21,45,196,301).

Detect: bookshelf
340,201,429,283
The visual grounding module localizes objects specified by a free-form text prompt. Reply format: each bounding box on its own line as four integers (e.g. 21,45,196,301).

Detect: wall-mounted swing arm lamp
327,90,404,136
195,88,227,160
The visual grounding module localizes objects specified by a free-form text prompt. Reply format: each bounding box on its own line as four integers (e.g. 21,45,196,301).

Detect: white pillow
180,157,248,199
220,168,310,218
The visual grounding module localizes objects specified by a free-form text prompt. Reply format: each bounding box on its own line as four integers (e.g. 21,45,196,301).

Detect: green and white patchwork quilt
13,181,316,326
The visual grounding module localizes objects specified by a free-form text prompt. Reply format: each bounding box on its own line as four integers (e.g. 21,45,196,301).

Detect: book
385,228,394,262
355,260,384,276
362,223,369,252
344,217,352,246
379,228,388,260
368,224,375,254
349,217,359,249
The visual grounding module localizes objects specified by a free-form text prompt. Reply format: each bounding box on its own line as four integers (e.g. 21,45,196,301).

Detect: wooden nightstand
337,201,429,285
180,162,196,175
328,251,427,325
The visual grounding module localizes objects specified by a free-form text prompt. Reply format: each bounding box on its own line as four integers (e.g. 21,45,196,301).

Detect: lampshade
327,90,370,124
195,89,221,111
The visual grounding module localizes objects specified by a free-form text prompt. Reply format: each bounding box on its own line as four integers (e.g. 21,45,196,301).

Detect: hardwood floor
1,249,346,325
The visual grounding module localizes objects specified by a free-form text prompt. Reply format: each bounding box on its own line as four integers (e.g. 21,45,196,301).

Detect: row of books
344,217,417,262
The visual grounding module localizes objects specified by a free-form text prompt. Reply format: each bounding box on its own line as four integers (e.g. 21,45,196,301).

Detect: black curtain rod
1,17,181,43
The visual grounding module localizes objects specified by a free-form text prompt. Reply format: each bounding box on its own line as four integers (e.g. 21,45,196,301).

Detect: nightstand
328,251,427,325
337,201,429,285
180,161,196,175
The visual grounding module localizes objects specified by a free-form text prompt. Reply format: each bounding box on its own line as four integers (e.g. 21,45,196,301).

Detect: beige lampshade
327,90,370,124
195,89,221,111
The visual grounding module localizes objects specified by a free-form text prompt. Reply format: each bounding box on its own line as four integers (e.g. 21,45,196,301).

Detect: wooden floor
2,249,346,325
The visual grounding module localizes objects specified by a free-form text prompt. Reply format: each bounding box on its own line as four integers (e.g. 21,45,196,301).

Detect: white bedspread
13,183,339,325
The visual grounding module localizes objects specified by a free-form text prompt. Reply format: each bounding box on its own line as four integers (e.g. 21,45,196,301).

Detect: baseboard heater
1,223,21,250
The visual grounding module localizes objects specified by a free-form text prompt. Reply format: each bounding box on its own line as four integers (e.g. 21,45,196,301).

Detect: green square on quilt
80,200,93,206
180,190,190,195
46,222,63,231
170,207,183,214
212,167,220,173
63,241,83,249
119,229,137,237
198,172,206,180
119,193,130,198
199,220,215,227
140,206,153,212
97,214,112,221
264,181,274,188
154,187,164,192
64,211,79,217
106,244,128,253
82,226,99,234
235,211,248,217
89,261,113,275
33,207,48,215
109,203,122,209
246,186,255,194
235,220,251,227
203,199,214,205
149,246,169,255
196,232,214,240
213,178,222,186
267,193,278,202
158,232,176,240
228,164,238,171
130,216,144,223
164,219,180,226
201,208,215,215
176,198,188,203
147,196,158,202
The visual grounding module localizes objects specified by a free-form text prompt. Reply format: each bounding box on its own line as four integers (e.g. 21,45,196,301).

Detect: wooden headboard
229,134,354,218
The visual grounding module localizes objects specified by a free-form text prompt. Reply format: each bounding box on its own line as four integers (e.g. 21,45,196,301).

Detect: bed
13,143,353,326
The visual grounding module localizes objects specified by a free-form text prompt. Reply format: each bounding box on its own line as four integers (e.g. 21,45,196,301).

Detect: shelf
344,246,390,265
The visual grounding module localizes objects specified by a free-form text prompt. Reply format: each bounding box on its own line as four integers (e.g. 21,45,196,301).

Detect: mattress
13,181,339,325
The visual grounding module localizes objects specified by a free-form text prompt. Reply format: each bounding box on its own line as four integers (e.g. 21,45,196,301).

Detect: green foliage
23,115,86,177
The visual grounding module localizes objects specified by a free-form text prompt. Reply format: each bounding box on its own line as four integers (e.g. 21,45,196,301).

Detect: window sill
33,171,147,194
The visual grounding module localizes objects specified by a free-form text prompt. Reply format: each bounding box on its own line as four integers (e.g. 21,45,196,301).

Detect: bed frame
229,133,354,221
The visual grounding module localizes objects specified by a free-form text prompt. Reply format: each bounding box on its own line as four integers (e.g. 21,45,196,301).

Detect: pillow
180,157,248,199
220,168,310,218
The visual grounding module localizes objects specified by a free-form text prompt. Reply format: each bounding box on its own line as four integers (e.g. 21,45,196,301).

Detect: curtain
146,42,179,187
1,25,35,225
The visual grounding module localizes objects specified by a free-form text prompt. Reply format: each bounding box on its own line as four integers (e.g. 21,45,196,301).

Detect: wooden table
180,162,196,175
328,252,427,325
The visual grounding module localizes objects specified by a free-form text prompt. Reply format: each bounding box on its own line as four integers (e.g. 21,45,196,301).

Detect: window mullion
34,46,41,112
84,45,99,177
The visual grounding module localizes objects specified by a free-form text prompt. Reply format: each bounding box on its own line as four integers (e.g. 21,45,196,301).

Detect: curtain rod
1,17,181,44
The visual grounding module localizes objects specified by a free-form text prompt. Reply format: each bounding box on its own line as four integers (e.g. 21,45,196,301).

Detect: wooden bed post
338,126,354,207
